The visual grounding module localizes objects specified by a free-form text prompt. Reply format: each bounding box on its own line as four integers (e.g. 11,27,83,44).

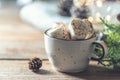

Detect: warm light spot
88,16,94,22
105,15,111,21
95,12,101,22
73,0,93,7
73,0,81,8
96,0,103,7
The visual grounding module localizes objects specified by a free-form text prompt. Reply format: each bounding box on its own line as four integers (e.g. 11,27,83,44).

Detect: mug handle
91,40,108,61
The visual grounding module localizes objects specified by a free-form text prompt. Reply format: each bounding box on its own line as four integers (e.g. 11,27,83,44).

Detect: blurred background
0,0,120,59
0,0,45,59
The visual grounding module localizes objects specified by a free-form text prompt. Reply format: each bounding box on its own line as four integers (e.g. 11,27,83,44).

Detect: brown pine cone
58,8,71,16
73,5,91,19
58,0,73,10
29,57,42,72
57,0,73,16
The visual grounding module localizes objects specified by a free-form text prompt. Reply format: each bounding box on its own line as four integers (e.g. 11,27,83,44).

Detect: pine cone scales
29,57,42,72
58,0,73,9
73,5,91,19
57,0,91,19
58,0,73,16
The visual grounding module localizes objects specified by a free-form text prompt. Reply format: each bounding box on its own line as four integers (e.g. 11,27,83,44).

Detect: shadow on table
62,65,120,80
34,69,53,75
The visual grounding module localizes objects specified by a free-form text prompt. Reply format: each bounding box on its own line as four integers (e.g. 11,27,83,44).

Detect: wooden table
0,2,47,59
0,60,119,80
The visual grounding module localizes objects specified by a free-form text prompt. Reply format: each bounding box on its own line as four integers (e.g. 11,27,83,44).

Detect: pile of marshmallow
47,18,95,40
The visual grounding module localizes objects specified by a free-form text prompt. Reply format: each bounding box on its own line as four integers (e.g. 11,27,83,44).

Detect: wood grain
0,60,119,80
0,4,47,59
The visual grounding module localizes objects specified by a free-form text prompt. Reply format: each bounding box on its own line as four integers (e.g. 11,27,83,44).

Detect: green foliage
99,18,120,67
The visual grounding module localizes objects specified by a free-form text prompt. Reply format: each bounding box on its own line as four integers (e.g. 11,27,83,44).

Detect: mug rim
45,29,96,41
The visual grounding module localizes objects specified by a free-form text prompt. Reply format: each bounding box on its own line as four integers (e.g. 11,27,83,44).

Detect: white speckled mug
44,30,107,73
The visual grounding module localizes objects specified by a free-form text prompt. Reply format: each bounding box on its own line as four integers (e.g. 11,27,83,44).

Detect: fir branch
99,18,120,67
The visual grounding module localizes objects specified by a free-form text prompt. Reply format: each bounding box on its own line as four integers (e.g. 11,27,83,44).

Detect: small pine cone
57,0,73,16
29,57,42,72
73,5,91,19
58,0,73,10
58,8,71,16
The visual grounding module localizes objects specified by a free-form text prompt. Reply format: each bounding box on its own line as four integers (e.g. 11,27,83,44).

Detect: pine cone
29,57,42,72
58,0,73,16
73,5,91,19
58,0,73,10
58,8,71,16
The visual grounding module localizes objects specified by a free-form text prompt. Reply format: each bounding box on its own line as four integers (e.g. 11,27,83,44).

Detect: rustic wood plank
0,60,119,80
0,3,47,59
0,40,47,59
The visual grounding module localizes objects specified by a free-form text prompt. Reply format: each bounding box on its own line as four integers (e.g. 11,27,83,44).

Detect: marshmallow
69,18,86,39
69,18,94,40
83,19,95,39
47,18,95,40
47,22,71,40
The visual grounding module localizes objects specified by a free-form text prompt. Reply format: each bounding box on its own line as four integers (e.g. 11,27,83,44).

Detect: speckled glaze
44,33,99,73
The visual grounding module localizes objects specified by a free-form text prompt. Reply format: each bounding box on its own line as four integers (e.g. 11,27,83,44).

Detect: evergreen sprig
99,18,120,68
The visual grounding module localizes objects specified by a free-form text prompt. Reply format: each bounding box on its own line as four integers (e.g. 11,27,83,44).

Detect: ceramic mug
44,30,107,73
